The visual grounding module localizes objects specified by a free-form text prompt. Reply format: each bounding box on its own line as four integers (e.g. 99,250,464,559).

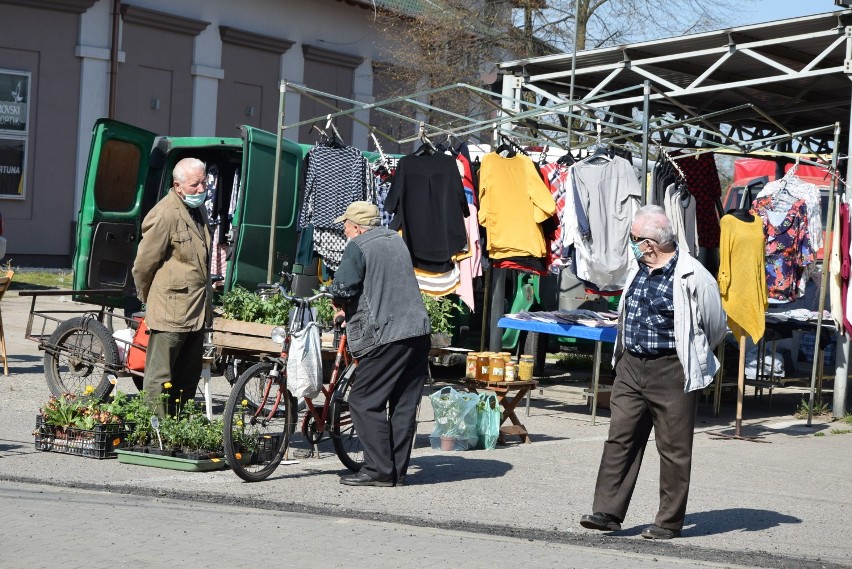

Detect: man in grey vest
330,201,431,487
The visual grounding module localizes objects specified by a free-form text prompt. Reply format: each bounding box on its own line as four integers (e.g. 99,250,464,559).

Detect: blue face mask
182,190,207,209
629,240,645,261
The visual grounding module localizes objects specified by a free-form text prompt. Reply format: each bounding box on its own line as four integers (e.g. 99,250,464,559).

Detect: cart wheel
222,356,252,386
44,316,119,401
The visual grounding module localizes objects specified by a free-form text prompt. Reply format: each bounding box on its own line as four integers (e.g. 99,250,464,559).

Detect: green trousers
143,329,204,417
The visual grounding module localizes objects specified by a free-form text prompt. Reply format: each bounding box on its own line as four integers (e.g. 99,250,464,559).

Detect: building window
0,69,29,200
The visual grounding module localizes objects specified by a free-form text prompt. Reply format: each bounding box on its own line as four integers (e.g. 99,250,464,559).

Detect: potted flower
422,293,459,348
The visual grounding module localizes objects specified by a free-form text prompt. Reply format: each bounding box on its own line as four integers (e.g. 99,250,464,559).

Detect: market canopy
498,10,852,157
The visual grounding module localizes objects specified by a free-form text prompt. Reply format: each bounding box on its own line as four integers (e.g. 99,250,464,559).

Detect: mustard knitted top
478,153,556,259
718,214,767,342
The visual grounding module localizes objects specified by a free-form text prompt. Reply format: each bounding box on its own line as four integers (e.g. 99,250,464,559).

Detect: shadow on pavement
683,508,802,536
406,454,512,485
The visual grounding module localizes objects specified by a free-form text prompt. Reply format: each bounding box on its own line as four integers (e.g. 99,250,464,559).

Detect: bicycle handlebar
278,286,332,305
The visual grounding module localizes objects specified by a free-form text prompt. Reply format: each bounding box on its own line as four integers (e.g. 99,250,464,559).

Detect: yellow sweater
718,214,767,342
478,153,556,259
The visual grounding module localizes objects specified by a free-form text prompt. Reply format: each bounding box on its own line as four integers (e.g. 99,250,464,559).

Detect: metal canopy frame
498,10,852,420
498,10,852,156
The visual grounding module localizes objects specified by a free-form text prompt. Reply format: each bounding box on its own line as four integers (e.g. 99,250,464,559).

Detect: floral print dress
752,195,814,302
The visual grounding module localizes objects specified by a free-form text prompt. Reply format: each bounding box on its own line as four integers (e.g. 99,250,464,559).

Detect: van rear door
72,119,156,298
227,126,308,291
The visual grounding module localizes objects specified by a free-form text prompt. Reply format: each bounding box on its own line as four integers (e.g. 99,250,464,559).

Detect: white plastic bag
112,328,135,364
286,322,322,399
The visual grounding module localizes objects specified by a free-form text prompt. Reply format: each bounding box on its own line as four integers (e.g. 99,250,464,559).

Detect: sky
735,0,844,26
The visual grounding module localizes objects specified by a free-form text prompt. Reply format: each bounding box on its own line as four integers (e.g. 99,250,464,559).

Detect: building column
74,0,114,218
280,45,305,142
191,26,224,136
351,57,374,150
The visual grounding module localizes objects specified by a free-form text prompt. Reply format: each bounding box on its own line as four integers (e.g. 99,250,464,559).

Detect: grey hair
173,157,206,184
634,204,676,247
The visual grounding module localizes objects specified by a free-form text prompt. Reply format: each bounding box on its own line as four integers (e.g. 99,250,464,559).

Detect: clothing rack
270,80,843,408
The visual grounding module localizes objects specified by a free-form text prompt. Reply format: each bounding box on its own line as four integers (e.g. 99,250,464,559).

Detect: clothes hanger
494,134,517,158
311,124,330,145
325,114,344,147
369,129,390,175
414,122,436,156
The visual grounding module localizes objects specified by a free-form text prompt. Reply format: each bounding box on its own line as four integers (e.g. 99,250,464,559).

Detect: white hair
173,157,206,183
634,204,676,247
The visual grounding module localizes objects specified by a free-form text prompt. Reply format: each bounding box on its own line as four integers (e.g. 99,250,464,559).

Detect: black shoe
340,472,394,487
395,475,405,487
641,525,681,540
580,512,622,531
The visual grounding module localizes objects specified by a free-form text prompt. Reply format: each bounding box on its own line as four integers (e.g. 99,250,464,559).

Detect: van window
94,139,140,212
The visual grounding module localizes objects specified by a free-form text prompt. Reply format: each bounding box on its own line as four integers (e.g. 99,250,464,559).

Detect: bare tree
522,0,757,52
368,0,753,139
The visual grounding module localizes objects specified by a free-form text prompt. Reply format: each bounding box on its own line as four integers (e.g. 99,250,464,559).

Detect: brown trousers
591,350,698,530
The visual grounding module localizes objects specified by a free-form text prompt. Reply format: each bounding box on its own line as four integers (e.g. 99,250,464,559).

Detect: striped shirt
623,250,678,356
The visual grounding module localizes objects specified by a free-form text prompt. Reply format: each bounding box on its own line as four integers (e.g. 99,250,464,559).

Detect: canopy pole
641,80,651,205
807,121,841,425
267,80,286,284
565,0,580,147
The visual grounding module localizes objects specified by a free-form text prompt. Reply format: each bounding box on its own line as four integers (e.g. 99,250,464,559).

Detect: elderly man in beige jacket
132,157,212,416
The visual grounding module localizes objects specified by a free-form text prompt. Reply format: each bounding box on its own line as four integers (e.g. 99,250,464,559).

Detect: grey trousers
143,329,204,417
591,351,698,530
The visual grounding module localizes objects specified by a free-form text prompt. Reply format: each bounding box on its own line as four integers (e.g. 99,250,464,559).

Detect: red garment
672,152,722,248
492,259,548,276
840,203,851,334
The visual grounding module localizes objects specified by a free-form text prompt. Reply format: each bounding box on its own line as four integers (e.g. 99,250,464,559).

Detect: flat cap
334,201,380,226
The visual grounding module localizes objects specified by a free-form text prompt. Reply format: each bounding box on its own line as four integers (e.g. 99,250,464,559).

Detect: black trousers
592,351,698,530
143,329,204,417
348,335,430,483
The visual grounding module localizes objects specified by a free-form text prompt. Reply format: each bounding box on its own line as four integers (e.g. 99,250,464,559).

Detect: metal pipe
108,0,120,118
267,81,286,284
566,0,581,146
641,80,651,204
807,121,841,425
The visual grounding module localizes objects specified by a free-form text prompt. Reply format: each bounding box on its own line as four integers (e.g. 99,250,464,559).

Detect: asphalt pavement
1,291,850,568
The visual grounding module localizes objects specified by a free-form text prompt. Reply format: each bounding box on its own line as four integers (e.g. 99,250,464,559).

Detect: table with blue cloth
497,315,617,425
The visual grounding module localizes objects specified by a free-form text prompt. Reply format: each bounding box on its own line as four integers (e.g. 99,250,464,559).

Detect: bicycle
222,288,364,482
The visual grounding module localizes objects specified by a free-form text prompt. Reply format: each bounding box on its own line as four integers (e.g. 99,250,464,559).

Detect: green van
72,118,312,308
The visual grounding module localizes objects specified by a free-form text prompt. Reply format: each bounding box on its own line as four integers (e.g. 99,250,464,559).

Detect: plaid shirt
623,250,678,355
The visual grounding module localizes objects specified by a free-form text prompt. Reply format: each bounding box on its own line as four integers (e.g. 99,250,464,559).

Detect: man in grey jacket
581,205,726,539
330,201,431,487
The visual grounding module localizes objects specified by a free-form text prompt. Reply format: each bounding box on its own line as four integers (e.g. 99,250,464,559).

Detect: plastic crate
34,415,133,459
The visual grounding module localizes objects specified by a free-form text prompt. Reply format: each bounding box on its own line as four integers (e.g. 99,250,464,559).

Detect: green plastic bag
476,391,501,450
429,387,479,450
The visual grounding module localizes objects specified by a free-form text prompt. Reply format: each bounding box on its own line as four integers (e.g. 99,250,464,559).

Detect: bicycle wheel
222,362,295,482
330,364,364,472
44,316,119,400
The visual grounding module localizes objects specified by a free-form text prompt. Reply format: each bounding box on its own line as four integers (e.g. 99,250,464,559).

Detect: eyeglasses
629,234,657,243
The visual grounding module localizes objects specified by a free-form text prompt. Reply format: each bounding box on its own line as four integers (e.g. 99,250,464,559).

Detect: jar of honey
489,354,505,382
465,352,479,379
504,362,516,381
518,355,534,381
499,351,512,364
476,353,491,381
